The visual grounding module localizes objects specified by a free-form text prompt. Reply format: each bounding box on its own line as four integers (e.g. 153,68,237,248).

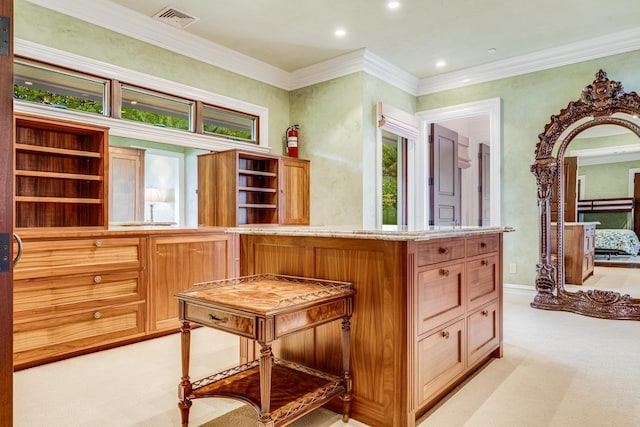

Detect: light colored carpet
200,406,341,427
13,284,640,427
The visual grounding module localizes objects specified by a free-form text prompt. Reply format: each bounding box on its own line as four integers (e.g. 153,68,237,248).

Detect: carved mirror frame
531,70,640,320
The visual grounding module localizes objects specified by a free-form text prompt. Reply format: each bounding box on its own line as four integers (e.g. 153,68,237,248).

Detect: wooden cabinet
239,231,504,427
148,233,238,332
279,157,310,225
13,236,146,369
198,149,309,226
14,113,109,229
12,229,238,369
551,222,596,285
414,234,501,411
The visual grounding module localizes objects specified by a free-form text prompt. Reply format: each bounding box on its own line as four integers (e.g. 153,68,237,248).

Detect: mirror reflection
561,125,640,297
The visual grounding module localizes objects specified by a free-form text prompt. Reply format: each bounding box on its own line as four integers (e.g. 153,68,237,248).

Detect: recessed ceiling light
335,28,346,37
487,47,497,54
462,78,471,83
387,1,401,9
436,60,446,68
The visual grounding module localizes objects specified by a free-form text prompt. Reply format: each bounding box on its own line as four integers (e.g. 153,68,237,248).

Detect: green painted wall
417,51,640,286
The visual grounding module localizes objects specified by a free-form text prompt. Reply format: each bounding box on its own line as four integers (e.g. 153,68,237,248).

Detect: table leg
258,343,274,427
178,321,193,427
341,315,353,423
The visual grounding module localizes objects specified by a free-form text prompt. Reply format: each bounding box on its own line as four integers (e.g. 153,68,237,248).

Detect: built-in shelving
14,113,109,228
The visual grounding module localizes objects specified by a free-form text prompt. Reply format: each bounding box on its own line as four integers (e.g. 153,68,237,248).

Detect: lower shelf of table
189,358,345,425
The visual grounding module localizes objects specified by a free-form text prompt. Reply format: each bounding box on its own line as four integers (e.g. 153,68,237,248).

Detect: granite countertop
226,225,514,241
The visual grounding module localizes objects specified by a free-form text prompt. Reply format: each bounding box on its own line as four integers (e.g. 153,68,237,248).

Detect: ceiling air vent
152,7,199,30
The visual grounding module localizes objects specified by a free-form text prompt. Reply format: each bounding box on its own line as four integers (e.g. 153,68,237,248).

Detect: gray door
429,123,460,226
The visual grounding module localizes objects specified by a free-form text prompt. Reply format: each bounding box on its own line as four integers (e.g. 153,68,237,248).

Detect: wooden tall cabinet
198,149,309,226
14,113,109,228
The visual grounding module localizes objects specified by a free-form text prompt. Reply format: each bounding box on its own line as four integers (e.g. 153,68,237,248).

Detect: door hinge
428,177,434,186
0,233,9,272
0,16,10,57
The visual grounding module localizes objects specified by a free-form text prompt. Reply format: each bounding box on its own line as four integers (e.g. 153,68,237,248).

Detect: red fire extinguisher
286,124,300,158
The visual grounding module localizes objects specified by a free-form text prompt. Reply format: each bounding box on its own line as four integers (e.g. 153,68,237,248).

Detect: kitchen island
232,225,513,427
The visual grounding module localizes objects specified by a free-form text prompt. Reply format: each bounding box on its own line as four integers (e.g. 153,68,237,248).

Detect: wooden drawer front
417,263,465,335
14,270,143,318
467,301,500,366
466,234,499,258
417,319,466,405
14,303,145,367
14,237,143,280
182,303,255,338
275,299,350,340
466,255,499,310
418,240,465,266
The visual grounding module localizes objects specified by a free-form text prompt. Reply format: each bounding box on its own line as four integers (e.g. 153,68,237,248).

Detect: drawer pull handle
480,242,487,248
93,311,102,319
481,310,489,316
481,259,489,266
93,275,102,283
208,314,229,323
441,330,450,339
440,269,450,277
439,247,449,255
95,240,102,247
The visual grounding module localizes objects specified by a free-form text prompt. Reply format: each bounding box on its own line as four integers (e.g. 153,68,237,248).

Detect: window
13,59,107,115
120,85,193,131
202,104,257,143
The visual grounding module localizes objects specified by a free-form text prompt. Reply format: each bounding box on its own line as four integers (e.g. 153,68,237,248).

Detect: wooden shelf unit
198,150,310,227
14,113,109,228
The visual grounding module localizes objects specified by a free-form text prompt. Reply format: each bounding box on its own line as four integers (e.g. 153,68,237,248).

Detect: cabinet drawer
467,255,499,310
14,237,143,280
466,234,499,257
418,240,465,266
417,263,465,335
417,318,466,406
14,270,144,319
182,302,255,338
467,301,500,367
13,302,145,368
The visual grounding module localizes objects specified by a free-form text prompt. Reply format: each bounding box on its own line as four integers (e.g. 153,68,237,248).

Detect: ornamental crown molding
23,0,640,96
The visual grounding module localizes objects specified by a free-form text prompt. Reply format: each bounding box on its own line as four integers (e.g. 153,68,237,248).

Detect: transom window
120,85,193,131
13,59,107,115
203,104,257,142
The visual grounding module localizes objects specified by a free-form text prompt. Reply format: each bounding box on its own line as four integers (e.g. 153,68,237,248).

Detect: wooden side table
176,274,354,427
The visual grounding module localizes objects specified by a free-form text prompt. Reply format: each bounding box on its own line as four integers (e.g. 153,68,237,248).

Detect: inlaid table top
175,274,354,315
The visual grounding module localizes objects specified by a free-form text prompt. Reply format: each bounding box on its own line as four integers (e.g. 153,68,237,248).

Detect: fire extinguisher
286,124,300,158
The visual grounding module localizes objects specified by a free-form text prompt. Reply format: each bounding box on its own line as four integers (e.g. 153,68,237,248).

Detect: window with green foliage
382,141,399,225
203,105,257,142
120,85,192,131
13,59,106,115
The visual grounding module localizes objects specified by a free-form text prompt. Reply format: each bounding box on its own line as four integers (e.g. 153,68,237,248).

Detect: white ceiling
104,0,640,79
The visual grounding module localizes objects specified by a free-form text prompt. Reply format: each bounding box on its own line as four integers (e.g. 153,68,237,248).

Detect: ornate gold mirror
531,70,640,320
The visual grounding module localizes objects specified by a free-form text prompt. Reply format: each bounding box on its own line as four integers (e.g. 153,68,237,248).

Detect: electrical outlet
509,263,517,274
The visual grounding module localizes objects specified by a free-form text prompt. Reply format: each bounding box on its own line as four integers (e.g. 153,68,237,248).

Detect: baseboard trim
504,283,537,295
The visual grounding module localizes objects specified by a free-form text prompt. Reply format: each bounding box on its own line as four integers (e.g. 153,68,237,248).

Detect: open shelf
14,113,109,229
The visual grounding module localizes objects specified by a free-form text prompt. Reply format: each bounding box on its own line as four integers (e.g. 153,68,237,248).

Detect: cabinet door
417,262,465,335
467,301,500,367
280,157,310,225
149,233,237,331
109,146,145,223
466,255,499,310
416,318,465,406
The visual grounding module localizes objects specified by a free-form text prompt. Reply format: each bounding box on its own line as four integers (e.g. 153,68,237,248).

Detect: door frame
416,97,502,228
